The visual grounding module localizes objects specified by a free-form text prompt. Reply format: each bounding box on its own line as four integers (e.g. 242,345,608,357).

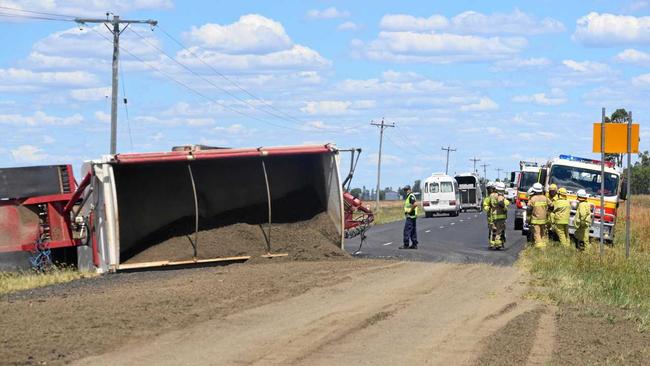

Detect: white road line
425,230,431,233
439,226,444,229
382,242,393,246
474,215,478,218
460,220,464,222
450,222,455,225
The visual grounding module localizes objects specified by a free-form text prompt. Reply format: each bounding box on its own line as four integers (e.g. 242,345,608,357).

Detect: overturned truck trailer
78,144,344,273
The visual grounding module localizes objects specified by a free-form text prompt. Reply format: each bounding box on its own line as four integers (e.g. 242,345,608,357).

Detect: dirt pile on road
123,212,346,264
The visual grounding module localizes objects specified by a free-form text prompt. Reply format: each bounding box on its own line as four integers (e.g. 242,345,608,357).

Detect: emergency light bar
559,154,615,168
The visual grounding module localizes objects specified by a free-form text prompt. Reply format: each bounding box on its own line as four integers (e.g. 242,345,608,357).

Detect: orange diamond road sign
593,123,640,153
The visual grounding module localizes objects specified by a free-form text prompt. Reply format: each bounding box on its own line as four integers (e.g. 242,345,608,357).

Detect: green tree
604,108,630,167
412,179,421,193
350,188,362,198
630,151,650,194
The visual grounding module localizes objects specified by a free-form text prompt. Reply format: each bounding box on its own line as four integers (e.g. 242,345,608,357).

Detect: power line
469,157,481,173
129,26,307,129
0,5,77,19
441,146,457,175
371,119,395,211
89,26,305,132
0,11,74,22
155,24,310,126
119,61,134,151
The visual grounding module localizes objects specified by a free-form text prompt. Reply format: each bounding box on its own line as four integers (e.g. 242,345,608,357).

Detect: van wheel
425,212,433,218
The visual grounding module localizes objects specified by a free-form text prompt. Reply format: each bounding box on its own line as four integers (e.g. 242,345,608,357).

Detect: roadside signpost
593,109,640,258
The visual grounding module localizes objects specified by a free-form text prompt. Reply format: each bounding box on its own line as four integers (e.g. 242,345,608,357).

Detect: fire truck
520,155,626,242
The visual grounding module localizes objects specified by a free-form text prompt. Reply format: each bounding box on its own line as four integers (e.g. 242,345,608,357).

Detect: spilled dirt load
123,211,347,264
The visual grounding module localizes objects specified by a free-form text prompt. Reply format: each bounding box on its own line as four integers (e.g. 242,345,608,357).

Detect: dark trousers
403,217,418,246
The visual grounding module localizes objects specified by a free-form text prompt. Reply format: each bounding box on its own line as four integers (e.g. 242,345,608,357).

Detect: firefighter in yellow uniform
482,182,495,242
527,183,553,248
546,183,559,241
553,187,571,247
574,189,592,251
488,182,510,250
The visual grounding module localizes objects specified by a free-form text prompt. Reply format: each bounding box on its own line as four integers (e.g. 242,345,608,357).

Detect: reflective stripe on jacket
574,201,592,228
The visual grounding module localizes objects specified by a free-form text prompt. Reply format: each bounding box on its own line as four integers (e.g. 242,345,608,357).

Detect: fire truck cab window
549,165,619,197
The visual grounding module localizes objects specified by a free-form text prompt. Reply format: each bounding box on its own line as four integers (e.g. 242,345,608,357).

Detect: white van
422,173,461,217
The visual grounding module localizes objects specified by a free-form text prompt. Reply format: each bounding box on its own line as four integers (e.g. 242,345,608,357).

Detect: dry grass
520,195,650,329
0,267,96,296
371,200,424,225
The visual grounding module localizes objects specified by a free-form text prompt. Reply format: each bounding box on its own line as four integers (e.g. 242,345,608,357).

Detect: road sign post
592,111,640,258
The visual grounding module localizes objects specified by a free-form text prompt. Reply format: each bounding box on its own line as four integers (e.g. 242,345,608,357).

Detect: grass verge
370,200,425,225
0,267,95,296
519,195,650,330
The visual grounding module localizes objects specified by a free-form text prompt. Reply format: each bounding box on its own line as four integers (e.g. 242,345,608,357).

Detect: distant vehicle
505,187,517,201
454,172,483,212
514,161,541,231
422,173,461,217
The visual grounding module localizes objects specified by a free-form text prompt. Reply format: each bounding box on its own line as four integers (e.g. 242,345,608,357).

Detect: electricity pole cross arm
75,15,157,155
441,146,456,175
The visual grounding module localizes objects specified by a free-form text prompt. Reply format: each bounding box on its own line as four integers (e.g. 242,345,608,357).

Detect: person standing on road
553,187,571,247
482,182,495,241
488,182,510,250
400,185,419,250
574,189,592,251
527,182,553,249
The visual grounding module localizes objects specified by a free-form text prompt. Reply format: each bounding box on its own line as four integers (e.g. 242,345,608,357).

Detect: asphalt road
345,208,526,266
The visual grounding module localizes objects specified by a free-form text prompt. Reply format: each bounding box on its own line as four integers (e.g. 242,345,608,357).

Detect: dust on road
71,262,540,366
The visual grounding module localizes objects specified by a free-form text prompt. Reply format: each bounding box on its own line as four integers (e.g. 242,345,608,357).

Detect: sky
0,0,649,190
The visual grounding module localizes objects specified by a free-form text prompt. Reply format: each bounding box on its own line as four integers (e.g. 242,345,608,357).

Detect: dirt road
72,261,548,366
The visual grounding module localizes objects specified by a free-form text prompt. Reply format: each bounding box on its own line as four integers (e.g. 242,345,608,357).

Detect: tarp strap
187,164,199,259
260,158,272,253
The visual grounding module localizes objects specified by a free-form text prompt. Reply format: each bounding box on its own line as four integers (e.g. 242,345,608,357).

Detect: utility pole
75,14,157,155
469,157,481,173
371,119,395,211
441,146,457,175
480,163,489,180
495,168,503,181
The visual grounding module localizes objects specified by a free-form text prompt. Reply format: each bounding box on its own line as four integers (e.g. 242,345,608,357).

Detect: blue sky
1,0,649,190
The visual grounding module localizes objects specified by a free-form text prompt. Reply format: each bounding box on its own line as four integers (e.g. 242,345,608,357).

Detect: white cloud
490,57,552,71
301,101,351,115
307,7,350,19
42,135,55,144
213,124,253,135
573,12,650,46
94,111,110,123
380,14,448,32
0,111,83,126
460,97,499,111
615,48,650,66
512,93,566,106
361,31,527,63
300,100,378,115
0,68,98,91
179,15,330,72
550,59,618,86
338,21,360,31
380,10,564,35
186,15,292,53
11,145,47,162
632,73,650,87
71,86,111,102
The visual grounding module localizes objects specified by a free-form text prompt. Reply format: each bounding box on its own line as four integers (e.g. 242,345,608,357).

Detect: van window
441,182,453,193
429,182,439,193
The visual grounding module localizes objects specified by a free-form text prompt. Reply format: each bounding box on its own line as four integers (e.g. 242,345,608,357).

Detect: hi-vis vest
404,193,417,219
553,199,571,225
